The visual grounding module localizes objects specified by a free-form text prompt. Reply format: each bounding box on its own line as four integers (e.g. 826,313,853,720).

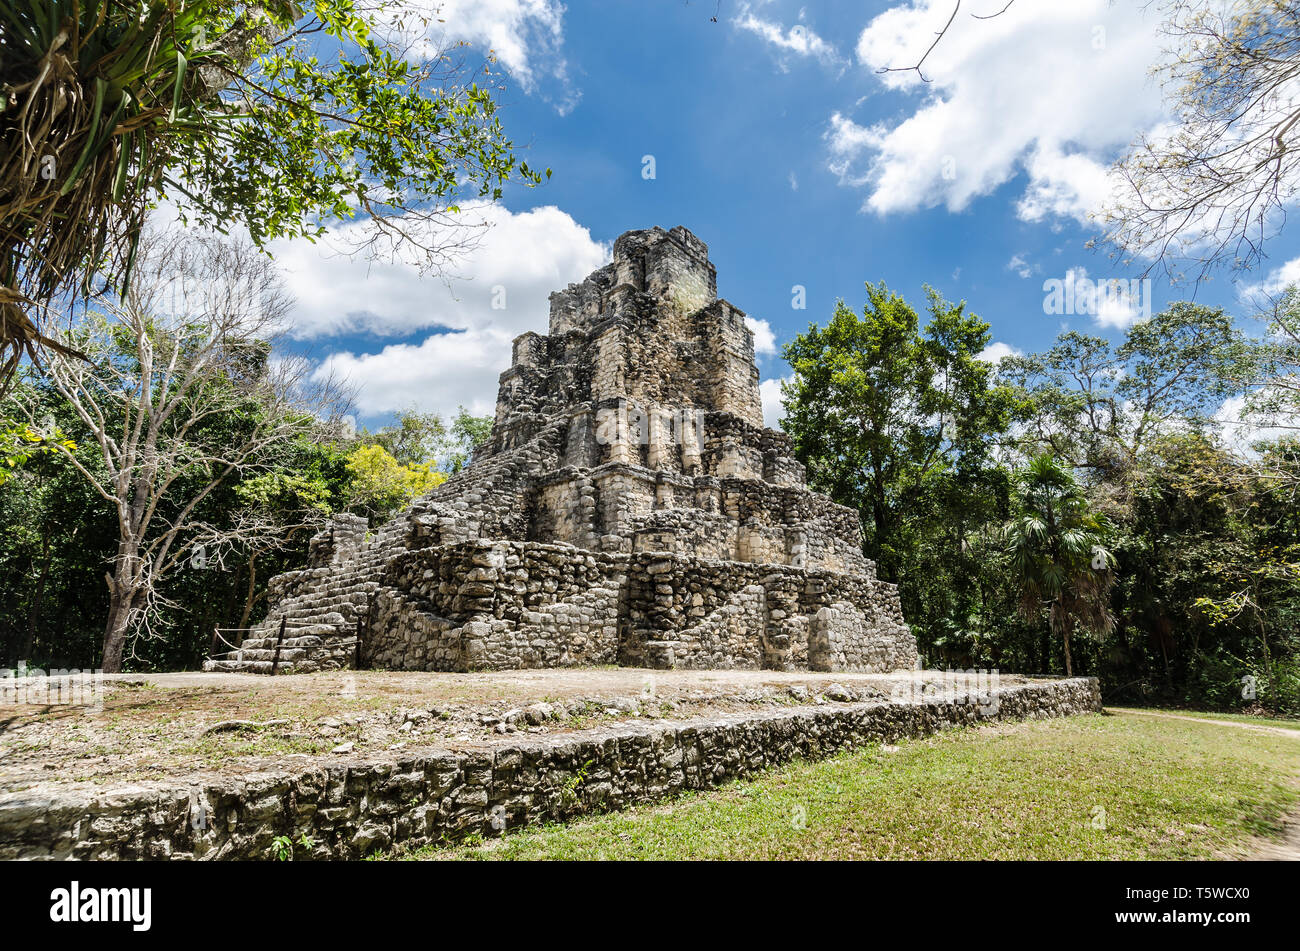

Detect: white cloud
304,203,608,420
1016,145,1116,225
745,316,778,356
977,341,1022,364
315,328,514,419
1215,394,1297,457
1239,255,1300,302
826,112,884,188
1094,293,1143,330
733,4,847,71
278,202,607,340
834,0,1165,224
1007,254,1034,279
760,376,791,429
381,0,577,113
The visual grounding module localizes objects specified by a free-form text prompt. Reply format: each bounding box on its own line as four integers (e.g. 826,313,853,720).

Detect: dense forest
782,285,1300,713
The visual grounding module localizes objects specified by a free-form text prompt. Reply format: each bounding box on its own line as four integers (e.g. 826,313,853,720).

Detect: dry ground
0,667,1025,794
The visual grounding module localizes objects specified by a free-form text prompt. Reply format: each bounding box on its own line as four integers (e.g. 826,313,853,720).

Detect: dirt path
1111,708,1300,860
1110,707,1300,739
1245,816,1300,860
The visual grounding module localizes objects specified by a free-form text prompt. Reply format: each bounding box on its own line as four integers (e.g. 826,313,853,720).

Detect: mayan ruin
206,226,919,676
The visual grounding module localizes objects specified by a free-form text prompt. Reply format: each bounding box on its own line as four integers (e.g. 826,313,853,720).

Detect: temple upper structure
206,226,918,675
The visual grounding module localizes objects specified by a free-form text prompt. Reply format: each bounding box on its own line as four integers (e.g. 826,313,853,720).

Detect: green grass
395,711,1300,860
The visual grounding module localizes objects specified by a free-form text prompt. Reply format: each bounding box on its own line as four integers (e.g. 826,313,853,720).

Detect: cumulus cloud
382,0,578,113
760,376,791,430
733,4,847,72
977,341,1022,364
305,204,609,420
832,0,1165,224
1016,145,1117,225
826,112,884,188
315,328,515,419
278,202,607,340
746,316,778,356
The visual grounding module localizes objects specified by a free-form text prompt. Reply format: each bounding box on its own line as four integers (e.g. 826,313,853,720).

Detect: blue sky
273,0,1300,430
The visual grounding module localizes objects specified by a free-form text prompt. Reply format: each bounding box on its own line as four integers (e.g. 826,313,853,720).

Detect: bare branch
38,227,351,670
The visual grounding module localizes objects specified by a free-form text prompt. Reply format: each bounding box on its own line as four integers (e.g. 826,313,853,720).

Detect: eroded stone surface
205,227,918,675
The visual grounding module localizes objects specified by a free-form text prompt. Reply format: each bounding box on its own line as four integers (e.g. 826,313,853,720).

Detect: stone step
218,647,309,663
287,597,370,607
236,635,325,650
202,659,299,675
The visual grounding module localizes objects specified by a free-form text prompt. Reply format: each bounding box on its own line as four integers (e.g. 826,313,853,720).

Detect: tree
19,229,346,671
445,407,493,474
365,405,492,472
1105,432,1299,710
367,409,448,468
782,282,1016,580
0,0,547,385
1001,303,1246,480
1004,455,1116,677
1233,285,1300,453
1103,1,1300,280
1,415,74,484
344,443,443,520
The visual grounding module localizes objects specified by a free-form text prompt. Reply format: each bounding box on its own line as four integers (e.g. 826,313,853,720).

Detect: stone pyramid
205,226,918,674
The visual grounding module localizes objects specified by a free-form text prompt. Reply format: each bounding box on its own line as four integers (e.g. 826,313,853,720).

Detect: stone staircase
203,572,380,675
202,423,570,675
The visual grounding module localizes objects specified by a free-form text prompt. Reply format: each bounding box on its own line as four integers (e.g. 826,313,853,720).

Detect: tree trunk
1063,628,1074,678
102,544,142,673
237,552,259,631
102,590,133,674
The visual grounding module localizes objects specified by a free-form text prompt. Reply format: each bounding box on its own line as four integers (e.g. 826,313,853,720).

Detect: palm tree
1005,455,1116,677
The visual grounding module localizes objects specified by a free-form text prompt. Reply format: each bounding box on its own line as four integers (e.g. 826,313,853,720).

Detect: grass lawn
395,710,1300,860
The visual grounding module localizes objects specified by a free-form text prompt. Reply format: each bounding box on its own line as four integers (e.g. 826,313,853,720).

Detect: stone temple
206,226,918,675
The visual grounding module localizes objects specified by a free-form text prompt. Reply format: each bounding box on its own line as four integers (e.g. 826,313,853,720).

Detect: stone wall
528,461,869,574
0,678,1102,860
619,551,908,671
366,541,626,671
359,539,913,675
810,602,916,673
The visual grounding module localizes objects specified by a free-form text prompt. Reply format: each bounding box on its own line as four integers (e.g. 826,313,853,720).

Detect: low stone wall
0,678,1101,861
810,601,916,674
